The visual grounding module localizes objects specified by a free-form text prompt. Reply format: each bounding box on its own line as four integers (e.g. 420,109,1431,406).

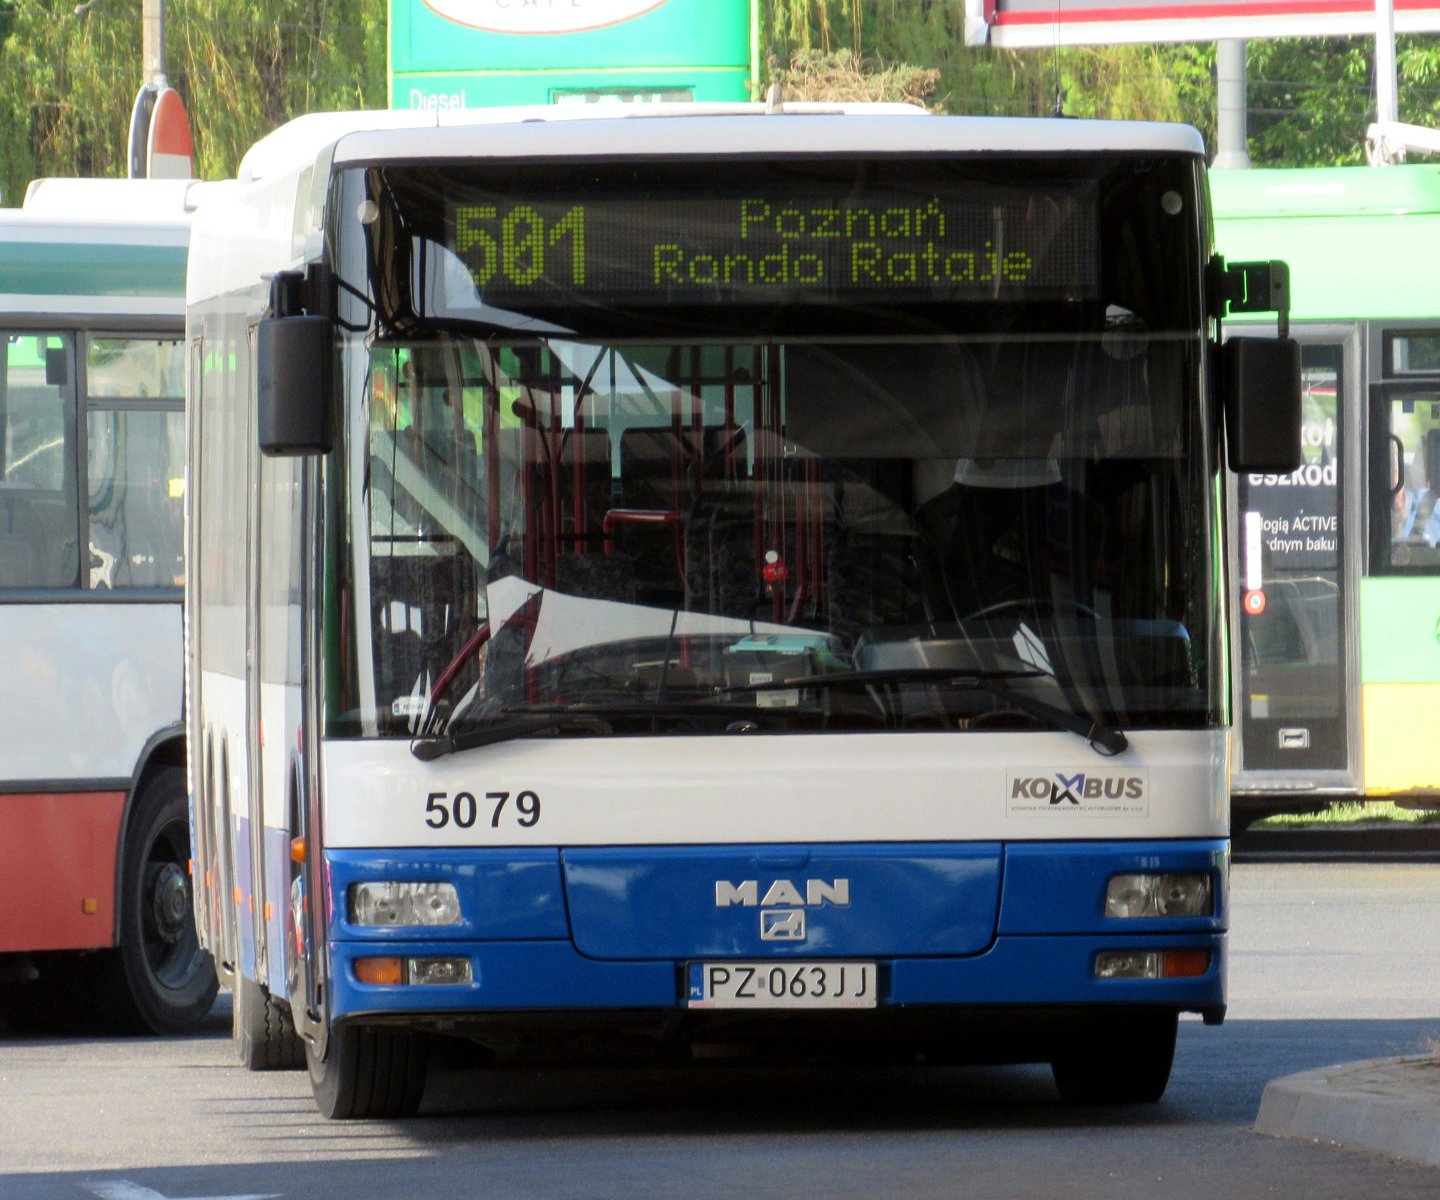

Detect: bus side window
1387,404,1440,571
1,333,80,589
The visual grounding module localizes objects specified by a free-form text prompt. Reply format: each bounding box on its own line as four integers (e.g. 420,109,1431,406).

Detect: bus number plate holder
686,961,877,1009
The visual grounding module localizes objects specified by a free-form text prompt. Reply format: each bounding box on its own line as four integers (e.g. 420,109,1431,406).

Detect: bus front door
1364,366,1440,796
1232,337,1358,808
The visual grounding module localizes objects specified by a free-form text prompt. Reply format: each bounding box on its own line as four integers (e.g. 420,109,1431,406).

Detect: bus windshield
327,155,1219,741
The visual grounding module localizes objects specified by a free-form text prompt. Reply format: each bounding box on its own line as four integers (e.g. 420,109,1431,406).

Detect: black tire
104,766,219,1034
1051,1011,1178,1105
306,1024,429,1119
233,973,305,1070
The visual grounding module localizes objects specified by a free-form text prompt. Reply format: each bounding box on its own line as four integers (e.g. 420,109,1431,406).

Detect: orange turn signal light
354,956,404,986
1162,950,1211,978
290,837,306,864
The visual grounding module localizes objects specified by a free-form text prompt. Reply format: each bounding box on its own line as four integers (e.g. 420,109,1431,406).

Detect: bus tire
233,973,305,1070
307,1024,429,1119
105,766,220,1034
1050,1010,1177,1105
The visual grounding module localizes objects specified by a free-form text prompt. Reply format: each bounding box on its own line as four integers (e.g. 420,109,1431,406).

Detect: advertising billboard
390,0,758,110
964,0,1440,48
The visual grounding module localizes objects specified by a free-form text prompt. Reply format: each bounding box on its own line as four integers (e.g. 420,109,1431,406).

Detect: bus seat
555,427,614,540
684,498,758,618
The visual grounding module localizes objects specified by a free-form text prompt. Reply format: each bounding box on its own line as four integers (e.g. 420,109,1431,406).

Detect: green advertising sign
389,0,758,110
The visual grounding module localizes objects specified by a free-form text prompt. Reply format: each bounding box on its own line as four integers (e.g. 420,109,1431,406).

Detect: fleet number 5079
424,790,541,830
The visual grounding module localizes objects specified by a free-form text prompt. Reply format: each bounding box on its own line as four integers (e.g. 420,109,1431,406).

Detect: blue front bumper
323,838,1227,1023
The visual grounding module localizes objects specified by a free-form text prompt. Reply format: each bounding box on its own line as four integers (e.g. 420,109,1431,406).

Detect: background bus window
1237,343,1346,771
1372,331,1440,576
0,332,79,588
1383,394,1440,572
87,336,184,399
84,338,185,590
86,409,185,588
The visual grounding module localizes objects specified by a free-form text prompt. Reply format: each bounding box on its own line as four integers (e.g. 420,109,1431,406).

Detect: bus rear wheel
103,766,219,1034
1050,1010,1178,1105
233,973,305,1070
307,1024,429,1119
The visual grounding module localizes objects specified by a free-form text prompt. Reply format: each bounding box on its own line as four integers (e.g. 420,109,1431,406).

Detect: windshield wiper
728,667,1128,756
411,669,1128,760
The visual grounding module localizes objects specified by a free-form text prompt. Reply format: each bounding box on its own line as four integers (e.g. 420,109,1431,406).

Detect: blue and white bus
186,104,1299,1116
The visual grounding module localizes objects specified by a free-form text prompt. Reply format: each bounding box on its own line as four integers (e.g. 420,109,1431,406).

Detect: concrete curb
1255,1056,1440,1167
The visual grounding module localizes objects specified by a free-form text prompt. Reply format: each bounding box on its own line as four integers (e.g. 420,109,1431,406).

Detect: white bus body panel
321,729,1228,849
0,603,180,783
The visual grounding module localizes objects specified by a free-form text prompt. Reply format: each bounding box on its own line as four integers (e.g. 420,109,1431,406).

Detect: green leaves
2,0,1433,208
0,0,386,204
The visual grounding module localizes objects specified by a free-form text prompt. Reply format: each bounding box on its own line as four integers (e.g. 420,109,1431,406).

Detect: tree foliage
3,0,1440,206
0,0,385,205
760,0,1440,166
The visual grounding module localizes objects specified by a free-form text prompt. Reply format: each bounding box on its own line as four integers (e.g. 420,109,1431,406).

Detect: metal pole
1369,0,1401,162
1375,0,1398,126
142,0,166,87
1213,40,1252,170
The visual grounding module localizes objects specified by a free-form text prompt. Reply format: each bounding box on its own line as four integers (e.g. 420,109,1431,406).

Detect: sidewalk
1256,1055,1440,1167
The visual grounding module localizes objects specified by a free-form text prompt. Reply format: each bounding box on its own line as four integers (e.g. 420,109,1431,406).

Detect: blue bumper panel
326,930,1225,1019
999,840,1229,934
326,849,568,941
324,839,1228,1020
561,843,1003,959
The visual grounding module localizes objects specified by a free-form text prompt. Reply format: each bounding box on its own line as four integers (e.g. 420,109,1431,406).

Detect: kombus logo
423,0,670,34
1006,769,1149,816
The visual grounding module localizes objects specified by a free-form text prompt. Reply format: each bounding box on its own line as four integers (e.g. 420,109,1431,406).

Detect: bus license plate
687,961,877,1009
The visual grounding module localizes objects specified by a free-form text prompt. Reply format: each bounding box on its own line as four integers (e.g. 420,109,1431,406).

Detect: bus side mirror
45,347,68,387
1224,336,1301,473
257,314,332,456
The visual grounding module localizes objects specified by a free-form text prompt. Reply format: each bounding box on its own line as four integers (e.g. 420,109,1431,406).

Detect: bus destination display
449,187,1097,305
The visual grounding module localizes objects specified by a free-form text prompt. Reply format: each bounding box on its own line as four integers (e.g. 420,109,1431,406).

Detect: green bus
1212,164,1440,819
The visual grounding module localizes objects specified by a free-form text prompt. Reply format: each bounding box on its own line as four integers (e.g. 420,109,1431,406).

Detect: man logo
716,878,849,944
713,879,851,908
760,910,806,941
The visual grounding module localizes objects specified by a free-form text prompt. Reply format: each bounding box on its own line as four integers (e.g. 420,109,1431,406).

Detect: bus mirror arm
1210,256,1291,339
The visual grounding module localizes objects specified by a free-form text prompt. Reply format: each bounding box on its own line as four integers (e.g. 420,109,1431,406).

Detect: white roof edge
237,105,1203,185
20,176,223,219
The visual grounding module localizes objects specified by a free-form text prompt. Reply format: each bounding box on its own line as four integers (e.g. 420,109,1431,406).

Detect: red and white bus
0,178,217,1033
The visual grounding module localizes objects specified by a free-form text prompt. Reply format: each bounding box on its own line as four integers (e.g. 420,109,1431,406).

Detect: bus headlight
1105,872,1212,918
349,881,462,927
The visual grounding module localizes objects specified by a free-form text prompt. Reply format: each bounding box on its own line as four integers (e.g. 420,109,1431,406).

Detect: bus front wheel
1050,1010,1178,1105
307,1024,429,1119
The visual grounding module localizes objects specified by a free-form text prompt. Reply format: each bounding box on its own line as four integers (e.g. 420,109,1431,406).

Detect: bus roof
2,180,195,316
238,104,1206,185
21,176,221,218
1212,164,1440,322
1210,163,1440,218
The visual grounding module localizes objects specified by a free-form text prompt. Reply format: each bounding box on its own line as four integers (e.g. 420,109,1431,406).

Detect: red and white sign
965,0,1440,47
146,87,194,179
422,0,669,34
